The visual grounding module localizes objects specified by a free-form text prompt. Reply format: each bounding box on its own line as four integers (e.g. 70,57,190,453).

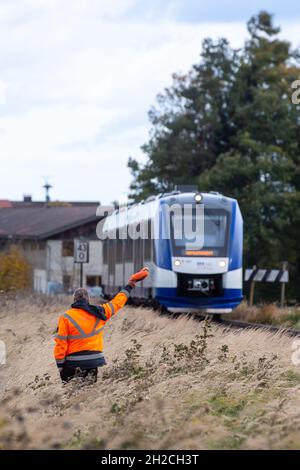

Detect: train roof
103,191,237,232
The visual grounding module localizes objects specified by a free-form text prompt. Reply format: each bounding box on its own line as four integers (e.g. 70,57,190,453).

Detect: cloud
0,1,299,203
127,0,300,23
0,79,7,105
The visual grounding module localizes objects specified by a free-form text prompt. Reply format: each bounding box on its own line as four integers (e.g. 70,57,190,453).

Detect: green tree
199,12,300,297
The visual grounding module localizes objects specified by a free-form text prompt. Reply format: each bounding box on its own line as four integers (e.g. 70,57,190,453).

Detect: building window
86,276,102,287
62,240,74,257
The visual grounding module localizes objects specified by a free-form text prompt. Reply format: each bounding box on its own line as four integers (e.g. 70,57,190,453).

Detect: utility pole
249,265,256,307
280,261,288,308
80,263,83,288
43,181,53,202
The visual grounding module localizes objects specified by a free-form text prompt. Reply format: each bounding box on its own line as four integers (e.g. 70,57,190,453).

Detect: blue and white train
102,191,243,314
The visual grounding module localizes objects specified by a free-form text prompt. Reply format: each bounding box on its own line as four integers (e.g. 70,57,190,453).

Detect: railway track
116,297,300,337
150,304,300,337
215,317,300,337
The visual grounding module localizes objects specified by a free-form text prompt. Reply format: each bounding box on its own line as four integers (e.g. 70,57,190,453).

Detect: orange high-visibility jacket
54,287,131,370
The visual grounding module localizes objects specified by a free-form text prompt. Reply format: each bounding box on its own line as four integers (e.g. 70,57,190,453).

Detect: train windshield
170,208,229,257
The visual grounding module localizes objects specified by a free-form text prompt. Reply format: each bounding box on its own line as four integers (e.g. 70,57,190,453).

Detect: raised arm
102,267,149,321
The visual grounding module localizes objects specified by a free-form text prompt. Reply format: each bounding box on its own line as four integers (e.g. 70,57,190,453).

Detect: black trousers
60,366,98,384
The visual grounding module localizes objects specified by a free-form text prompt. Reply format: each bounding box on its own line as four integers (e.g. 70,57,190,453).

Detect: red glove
128,267,149,287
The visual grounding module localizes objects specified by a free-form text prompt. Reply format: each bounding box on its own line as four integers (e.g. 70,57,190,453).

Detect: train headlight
174,259,181,267
194,193,203,203
219,260,226,268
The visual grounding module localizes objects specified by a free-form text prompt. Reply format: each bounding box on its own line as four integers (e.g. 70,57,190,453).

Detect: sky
0,0,299,205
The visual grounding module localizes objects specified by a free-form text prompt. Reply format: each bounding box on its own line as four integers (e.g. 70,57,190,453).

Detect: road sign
74,240,90,264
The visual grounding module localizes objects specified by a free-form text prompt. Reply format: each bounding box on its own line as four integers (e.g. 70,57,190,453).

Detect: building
0,198,112,293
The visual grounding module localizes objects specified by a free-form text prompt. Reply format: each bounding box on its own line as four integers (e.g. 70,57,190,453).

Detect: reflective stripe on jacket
54,287,132,369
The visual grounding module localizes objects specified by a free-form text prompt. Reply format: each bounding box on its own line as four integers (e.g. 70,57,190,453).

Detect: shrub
159,319,214,374
232,302,300,328
0,246,32,292
102,339,149,380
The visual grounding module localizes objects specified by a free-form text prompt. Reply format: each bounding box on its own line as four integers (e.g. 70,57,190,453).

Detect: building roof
0,204,113,240
0,199,101,208
0,200,13,209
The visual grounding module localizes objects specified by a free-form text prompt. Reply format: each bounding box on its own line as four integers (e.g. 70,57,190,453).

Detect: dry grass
1,296,300,450
232,302,300,328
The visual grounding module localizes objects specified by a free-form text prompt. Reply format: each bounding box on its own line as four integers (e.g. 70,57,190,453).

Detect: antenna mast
43,180,53,202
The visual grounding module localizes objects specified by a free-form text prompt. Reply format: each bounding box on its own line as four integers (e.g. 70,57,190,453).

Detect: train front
154,192,243,314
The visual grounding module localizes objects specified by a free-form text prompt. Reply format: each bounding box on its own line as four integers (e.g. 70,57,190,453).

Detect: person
54,267,149,384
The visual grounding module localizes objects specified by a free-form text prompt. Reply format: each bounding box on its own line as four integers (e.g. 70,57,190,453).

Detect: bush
231,302,300,328
0,246,32,292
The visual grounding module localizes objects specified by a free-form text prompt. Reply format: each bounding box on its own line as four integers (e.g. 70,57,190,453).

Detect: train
101,191,243,314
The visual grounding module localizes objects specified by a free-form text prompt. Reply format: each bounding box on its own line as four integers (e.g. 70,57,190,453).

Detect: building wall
47,240,64,284
16,240,47,270
86,240,103,276
32,239,103,293
33,269,47,293
0,220,105,293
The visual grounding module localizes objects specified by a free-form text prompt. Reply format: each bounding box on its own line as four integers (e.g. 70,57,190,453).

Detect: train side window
138,237,143,269
103,238,107,264
144,219,152,260
121,238,125,265
152,237,156,263
116,230,122,263
123,236,127,262
134,236,141,271
107,238,112,274
126,234,133,261
108,238,116,275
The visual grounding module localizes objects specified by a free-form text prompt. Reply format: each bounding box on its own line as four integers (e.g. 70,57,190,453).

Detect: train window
116,230,122,263
171,208,229,257
151,236,157,263
134,237,141,271
107,238,111,274
124,237,128,262
204,213,227,247
125,236,133,261
138,238,144,269
106,238,109,268
144,220,152,260
108,238,116,275
119,237,124,263
120,239,124,263
103,239,107,264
